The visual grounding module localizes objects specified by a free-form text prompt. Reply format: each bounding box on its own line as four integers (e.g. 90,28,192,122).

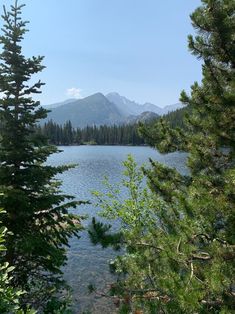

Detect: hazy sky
2,0,202,107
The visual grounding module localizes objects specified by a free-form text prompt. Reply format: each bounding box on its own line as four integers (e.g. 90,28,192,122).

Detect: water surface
48,146,187,313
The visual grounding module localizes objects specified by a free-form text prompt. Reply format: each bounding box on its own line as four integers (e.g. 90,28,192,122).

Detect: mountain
105,92,143,116
43,93,124,128
42,92,183,128
106,92,183,116
161,103,183,115
43,99,76,110
141,102,163,115
126,111,159,124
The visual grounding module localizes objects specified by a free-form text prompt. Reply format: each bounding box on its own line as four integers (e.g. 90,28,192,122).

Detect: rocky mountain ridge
42,92,183,128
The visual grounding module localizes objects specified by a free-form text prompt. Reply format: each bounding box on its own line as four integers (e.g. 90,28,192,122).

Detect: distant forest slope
162,106,188,128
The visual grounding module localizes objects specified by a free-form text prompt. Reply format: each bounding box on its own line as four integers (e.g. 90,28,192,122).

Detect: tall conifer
0,1,81,309
140,0,235,311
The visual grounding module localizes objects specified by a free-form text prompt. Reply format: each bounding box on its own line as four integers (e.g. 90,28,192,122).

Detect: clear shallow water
48,146,187,313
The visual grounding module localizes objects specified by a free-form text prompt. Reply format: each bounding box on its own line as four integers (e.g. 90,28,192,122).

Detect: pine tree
0,1,81,310
140,0,235,311
90,0,235,312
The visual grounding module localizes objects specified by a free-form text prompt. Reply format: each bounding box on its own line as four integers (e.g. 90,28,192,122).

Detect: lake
48,146,188,313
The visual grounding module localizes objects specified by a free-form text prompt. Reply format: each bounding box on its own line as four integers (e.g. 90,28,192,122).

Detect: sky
2,0,202,107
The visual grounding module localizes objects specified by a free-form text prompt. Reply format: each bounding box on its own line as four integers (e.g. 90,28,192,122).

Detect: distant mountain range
42,92,183,128
106,92,182,116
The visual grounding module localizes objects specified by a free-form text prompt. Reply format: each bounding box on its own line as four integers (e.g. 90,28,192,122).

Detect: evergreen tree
90,0,235,312
0,1,81,310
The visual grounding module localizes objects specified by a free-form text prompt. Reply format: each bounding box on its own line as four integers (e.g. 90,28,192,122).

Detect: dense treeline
37,120,146,145
37,107,188,146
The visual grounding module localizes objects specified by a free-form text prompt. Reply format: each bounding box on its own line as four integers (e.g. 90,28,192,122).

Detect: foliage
0,1,82,311
90,156,203,313
90,0,235,313
0,208,24,313
0,206,36,314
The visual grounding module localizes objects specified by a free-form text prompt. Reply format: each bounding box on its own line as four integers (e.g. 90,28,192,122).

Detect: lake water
48,146,188,313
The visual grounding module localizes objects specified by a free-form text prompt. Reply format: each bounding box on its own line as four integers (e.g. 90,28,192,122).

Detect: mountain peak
87,92,106,100
106,93,163,116
43,92,123,128
43,92,183,128
92,92,105,97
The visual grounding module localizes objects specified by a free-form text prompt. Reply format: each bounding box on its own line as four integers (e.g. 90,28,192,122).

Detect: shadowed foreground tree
0,1,82,311
89,0,235,313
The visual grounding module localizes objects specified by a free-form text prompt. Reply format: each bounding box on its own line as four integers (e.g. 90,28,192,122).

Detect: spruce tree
90,0,235,312
0,1,81,310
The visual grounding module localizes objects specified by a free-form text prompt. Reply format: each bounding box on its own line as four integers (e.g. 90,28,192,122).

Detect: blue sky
2,0,202,107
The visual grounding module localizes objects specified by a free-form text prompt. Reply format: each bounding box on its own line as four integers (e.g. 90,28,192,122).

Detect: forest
0,0,234,313
36,107,186,146
37,121,145,145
